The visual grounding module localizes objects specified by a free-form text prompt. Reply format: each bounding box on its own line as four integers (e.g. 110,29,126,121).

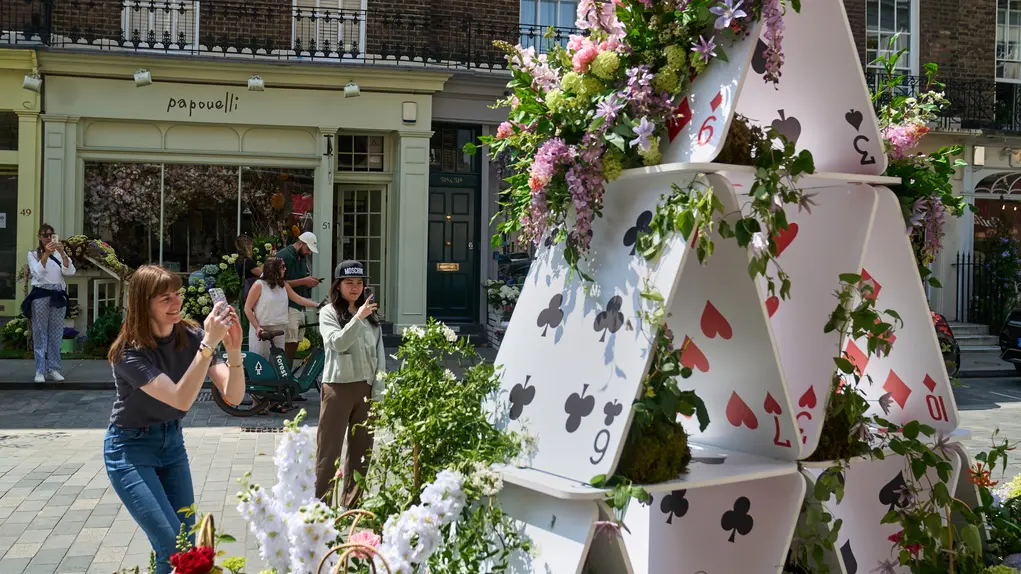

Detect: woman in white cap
315,260,385,508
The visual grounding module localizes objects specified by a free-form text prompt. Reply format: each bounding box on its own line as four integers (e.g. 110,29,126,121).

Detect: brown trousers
315,381,373,507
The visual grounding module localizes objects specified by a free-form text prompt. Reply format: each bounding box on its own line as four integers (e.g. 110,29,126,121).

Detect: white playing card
497,482,598,574
733,0,887,176
491,170,704,483
722,170,880,457
669,173,801,460
849,186,959,431
660,21,763,164
621,473,806,574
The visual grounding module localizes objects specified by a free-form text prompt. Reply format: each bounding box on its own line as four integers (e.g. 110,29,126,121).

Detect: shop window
241,167,317,247
0,173,17,300
337,135,385,172
0,113,17,151
122,0,198,48
430,125,478,173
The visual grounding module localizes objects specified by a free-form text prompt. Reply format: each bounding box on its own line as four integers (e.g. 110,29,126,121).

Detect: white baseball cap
298,231,319,254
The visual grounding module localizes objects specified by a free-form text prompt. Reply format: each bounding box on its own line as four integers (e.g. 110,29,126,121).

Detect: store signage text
166,92,240,117
438,176,465,185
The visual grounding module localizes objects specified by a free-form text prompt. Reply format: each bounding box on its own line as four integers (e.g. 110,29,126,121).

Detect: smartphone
208,288,234,326
51,234,59,243
365,287,375,302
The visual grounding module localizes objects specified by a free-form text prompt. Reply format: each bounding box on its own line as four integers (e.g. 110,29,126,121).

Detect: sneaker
34,372,45,383
47,371,65,382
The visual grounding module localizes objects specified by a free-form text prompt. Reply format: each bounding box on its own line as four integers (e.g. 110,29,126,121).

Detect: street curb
959,370,1018,379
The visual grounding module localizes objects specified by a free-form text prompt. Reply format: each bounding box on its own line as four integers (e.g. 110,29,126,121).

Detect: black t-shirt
109,326,222,428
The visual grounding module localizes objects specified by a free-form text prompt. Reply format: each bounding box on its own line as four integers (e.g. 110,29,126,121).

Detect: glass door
335,185,387,319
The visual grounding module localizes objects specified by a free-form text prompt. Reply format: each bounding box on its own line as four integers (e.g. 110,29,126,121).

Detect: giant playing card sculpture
482,0,965,572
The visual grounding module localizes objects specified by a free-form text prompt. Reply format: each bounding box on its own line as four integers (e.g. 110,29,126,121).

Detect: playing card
733,0,887,175
497,482,599,574
849,187,959,431
660,20,763,164
670,174,801,460
490,170,706,483
621,473,806,573
722,171,879,457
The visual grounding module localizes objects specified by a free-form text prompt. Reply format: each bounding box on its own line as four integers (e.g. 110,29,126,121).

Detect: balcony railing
865,71,1021,134
0,0,580,71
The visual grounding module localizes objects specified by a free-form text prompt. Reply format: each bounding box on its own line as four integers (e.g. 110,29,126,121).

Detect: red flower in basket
170,545,215,574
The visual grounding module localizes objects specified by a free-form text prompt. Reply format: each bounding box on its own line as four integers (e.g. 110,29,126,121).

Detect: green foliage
1,315,30,351
976,215,1021,330
84,306,123,353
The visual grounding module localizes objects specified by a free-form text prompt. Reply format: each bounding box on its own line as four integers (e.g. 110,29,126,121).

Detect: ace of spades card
620,473,806,574
490,170,706,483
660,20,762,165
668,174,801,460
733,0,887,176
847,187,959,432
722,171,880,456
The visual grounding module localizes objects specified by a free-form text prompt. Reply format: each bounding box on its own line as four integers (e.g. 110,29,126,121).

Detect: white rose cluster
468,462,504,497
402,325,425,339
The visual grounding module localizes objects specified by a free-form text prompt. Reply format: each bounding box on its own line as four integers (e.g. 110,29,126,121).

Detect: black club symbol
603,400,623,426
563,384,595,433
623,210,653,256
593,295,625,343
660,490,689,524
639,494,654,508
721,497,754,542
536,294,564,337
508,375,534,421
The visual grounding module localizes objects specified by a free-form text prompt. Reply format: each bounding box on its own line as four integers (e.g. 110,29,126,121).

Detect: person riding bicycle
243,256,319,362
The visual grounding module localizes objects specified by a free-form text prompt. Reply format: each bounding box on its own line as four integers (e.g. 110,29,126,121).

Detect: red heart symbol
763,392,782,415
798,386,817,409
700,301,732,340
772,223,799,258
726,392,759,429
680,336,709,373
765,296,779,318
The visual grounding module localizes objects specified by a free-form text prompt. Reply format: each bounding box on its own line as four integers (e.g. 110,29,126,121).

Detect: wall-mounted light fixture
22,74,42,93
134,69,152,87
248,75,265,91
344,81,360,98
402,101,417,124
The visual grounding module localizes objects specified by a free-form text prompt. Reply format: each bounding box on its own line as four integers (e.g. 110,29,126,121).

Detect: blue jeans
104,420,195,574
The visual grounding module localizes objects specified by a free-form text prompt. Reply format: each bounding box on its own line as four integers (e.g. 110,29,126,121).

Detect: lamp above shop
344,81,360,98
248,75,265,92
22,74,42,93
134,69,152,87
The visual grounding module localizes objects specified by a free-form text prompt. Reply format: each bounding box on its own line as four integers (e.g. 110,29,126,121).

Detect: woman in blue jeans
105,265,245,573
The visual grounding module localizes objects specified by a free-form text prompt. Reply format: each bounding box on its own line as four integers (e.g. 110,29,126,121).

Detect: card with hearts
848,187,960,432
669,174,801,460
497,482,599,574
733,0,886,176
620,473,806,574
490,170,706,483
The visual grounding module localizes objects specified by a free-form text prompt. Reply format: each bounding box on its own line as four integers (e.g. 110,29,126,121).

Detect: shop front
39,63,448,329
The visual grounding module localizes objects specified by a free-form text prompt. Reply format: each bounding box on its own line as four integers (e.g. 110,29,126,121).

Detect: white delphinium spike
287,500,339,574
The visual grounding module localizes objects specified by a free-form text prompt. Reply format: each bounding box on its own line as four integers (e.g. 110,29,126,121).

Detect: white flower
403,325,424,339
469,462,504,496
219,263,228,270
376,371,386,382
443,369,455,381
265,243,272,249
750,231,769,256
441,325,457,343
202,306,211,314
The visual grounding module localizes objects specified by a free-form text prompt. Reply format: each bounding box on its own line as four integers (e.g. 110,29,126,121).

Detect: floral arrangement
180,254,242,322
467,0,799,270
1,315,30,351
484,279,520,321
62,235,133,281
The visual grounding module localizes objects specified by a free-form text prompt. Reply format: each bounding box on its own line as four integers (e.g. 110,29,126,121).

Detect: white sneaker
34,372,45,383
47,371,65,382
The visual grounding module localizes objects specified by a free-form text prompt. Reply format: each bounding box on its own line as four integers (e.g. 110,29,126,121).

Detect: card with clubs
847,187,959,432
491,171,706,483
733,0,887,176
661,20,763,165
621,474,806,573
669,174,801,460
497,482,598,574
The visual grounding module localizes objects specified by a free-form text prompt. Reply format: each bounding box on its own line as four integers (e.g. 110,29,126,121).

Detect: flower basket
60,339,75,354
317,543,391,574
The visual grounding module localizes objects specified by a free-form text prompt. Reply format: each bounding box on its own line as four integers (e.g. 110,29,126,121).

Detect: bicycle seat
259,329,285,341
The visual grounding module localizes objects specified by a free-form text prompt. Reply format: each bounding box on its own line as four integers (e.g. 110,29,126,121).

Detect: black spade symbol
593,295,624,342
720,497,754,542
564,384,596,433
603,400,623,426
660,490,689,524
751,38,769,75
639,494,654,507
771,110,802,145
508,375,534,421
878,470,909,512
623,210,653,256
845,109,864,132
841,540,858,574
536,294,565,337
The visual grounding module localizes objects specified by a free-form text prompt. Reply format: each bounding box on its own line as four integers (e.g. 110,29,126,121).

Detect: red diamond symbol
668,97,692,142
710,90,723,112
922,374,937,393
883,370,912,409
860,268,882,301
844,340,869,375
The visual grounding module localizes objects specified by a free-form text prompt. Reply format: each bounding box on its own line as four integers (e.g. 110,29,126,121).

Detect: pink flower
349,530,381,559
567,34,587,52
496,122,514,139
573,45,600,73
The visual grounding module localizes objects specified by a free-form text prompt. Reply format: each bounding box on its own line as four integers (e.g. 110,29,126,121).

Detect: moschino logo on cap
344,267,364,275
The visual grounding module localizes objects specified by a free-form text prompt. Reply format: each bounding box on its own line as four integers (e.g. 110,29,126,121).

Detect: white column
312,127,338,305
40,115,80,233
394,130,433,329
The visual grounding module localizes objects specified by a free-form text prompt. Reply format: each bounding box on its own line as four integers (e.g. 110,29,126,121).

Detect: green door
427,186,477,321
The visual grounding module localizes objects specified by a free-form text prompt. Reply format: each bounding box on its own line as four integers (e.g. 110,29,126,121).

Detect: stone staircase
951,322,999,352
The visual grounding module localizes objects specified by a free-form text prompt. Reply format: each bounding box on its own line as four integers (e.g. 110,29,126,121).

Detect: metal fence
865,72,1021,133
955,251,1015,333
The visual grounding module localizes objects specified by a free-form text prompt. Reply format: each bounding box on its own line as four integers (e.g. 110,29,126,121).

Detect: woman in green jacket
315,260,386,507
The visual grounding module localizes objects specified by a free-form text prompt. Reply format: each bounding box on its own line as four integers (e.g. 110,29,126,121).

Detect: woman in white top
243,257,318,360
22,223,76,383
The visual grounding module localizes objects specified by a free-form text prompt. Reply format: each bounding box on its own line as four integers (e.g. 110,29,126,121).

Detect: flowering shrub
484,279,520,321
468,0,799,269
64,235,133,280
180,254,242,321
1,315,30,351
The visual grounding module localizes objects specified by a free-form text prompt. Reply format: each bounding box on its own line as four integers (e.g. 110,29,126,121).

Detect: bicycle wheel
211,385,271,417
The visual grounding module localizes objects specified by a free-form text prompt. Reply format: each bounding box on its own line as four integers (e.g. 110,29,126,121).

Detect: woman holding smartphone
22,224,75,383
105,265,244,574
315,260,386,507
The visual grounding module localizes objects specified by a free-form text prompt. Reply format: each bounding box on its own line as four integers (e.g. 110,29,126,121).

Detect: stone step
960,345,1001,353
957,334,1000,347
949,323,993,337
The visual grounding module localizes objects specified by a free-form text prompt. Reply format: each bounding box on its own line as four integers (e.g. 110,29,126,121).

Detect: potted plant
61,327,78,354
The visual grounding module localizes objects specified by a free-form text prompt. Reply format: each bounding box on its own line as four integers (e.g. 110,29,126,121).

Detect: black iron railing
955,251,1014,332
865,71,1021,134
0,0,579,70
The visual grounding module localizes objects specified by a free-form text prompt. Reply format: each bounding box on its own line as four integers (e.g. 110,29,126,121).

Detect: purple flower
595,97,624,123
630,117,655,152
709,0,747,30
691,35,717,64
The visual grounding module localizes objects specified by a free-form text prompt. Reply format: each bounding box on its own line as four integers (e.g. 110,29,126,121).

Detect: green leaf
961,524,983,555
462,142,478,155
590,474,607,487
839,273,862,284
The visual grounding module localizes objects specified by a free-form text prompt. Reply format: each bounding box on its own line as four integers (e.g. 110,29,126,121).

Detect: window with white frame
337,135,386,172
293,0,364,56
865,0,916,73
520,0,577,51
999,1,1021,81
122,0,198,48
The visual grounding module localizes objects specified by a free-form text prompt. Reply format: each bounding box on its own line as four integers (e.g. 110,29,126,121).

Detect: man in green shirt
278,231,321,364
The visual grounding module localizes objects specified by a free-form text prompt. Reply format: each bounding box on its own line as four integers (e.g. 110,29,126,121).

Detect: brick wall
918,0,995,81
842,0,867,68
200,0,291,54
52,0,122,45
